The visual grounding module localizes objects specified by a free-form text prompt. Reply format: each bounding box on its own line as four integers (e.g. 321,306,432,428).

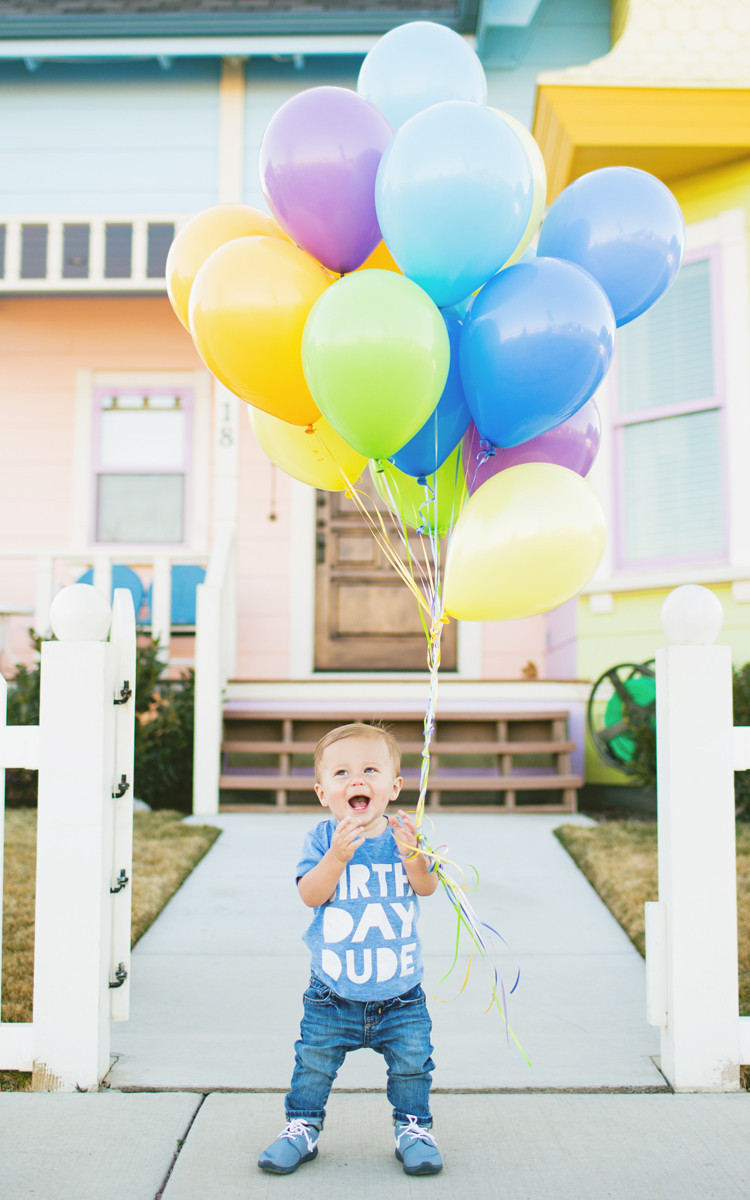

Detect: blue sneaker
258,1118,322,1174
394,1115,443,1175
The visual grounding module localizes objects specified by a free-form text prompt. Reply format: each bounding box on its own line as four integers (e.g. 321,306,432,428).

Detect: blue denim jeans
286,976,435,1127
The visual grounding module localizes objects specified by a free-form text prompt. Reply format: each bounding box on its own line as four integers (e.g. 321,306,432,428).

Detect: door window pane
93,388,190,544
99,407,185,469
96,474,184,543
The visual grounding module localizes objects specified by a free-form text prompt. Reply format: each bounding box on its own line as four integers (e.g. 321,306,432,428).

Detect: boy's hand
330,815,365,863
388,809,419,858
388,809,438,896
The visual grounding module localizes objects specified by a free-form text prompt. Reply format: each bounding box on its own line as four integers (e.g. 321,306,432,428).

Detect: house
2,0,743,813
532,0,750,795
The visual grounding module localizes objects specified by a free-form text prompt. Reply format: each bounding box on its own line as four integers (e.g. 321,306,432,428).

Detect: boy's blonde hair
314,721,402,781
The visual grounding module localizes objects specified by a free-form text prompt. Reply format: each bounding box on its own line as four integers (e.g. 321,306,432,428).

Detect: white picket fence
647,584,750,1091
0,584,135,1090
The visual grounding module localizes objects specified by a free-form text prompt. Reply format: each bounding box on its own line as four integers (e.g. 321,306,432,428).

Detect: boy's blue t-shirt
296,818,423,1002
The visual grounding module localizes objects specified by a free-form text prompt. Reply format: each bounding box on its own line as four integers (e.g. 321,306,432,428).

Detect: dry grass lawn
555,820,750,1014
1,809,220,1091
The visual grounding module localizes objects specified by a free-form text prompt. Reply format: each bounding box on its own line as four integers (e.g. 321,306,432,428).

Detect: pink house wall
479,614,547,680
0,297,202,662
235,418,293,680
0,296,561,683
0,296,295,679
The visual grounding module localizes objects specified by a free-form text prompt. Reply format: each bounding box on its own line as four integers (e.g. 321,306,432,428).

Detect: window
613,253,725,569
92,388,192,544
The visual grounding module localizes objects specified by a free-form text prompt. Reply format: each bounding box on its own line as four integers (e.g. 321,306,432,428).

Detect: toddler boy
258,721,442,1176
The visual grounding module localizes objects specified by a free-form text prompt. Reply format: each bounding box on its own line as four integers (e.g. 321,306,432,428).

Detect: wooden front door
314,479,458,672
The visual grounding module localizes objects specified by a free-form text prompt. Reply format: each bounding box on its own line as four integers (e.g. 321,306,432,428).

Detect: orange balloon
166,205,290,330
355,240,402,274
189,236,331,426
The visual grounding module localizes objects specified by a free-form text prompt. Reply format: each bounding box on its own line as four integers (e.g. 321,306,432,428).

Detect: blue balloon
375,102,534,310
459,258,616,449
357,21,487,131
392,308,471,477
536,167,685,327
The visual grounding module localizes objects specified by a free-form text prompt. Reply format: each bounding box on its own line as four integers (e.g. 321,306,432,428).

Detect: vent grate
0,216,188,292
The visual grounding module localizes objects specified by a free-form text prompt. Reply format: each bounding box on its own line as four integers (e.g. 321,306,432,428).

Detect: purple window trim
91,386,194,546
612,244,727,572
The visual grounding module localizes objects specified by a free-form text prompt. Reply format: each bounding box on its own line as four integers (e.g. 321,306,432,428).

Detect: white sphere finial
661,584,723,646
49,584,112,642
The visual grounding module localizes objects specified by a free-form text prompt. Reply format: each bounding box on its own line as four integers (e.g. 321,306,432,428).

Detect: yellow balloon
189,236,331,426
370,447,467,535
166,205,290,330
443,463,605,621
490,110,547,269
248,407,368,491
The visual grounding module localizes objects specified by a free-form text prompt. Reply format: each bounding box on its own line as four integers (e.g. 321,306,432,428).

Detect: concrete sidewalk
107,813,662,1091
3,811,750,1200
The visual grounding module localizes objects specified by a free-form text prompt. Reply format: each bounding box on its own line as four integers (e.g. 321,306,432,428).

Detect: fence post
652,584,740,1091
193,580,222,816
109,589,136,1023
31,584,118,1091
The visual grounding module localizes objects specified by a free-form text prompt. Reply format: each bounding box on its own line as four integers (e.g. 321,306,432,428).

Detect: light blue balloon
536,167,685,327
459,258,616,449
357,20,487,131
392,308,471,478
375,102,534,310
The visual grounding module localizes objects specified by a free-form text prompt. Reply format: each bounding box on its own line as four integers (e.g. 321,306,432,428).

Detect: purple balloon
259,86,393,275
462,400,601,495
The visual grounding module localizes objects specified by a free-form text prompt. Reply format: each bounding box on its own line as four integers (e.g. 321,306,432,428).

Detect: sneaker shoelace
396,1115,437,1148
282,1119,319,1152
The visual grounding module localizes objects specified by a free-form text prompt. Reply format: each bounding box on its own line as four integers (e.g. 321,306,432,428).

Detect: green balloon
370,445,468,535
302,269,450,460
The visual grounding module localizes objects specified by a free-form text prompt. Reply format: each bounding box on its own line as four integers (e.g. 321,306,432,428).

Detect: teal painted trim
0,3,479,40
479,0,544,29
0,59,221,214
479,0,610,68
0,34,384,59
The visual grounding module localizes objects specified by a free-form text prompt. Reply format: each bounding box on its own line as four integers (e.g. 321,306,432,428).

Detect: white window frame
72,369,212,555
585,207,750,598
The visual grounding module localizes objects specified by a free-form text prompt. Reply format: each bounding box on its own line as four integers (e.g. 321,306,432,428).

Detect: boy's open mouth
348,796,370,812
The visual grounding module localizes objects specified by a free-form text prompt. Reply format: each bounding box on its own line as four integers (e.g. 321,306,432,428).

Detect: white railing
0,528,238,817
193,520,236,816
0,214,190,293
0,548,209,667
0,586,135,1089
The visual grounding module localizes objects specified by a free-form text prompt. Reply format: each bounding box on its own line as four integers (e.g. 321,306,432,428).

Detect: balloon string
311,430,432,617
310,429,527,1062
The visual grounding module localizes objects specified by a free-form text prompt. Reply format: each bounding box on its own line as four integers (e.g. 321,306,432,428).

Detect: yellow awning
533,84,750,201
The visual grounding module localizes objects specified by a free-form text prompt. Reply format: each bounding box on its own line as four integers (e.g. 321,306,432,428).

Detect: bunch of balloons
166,18,685,626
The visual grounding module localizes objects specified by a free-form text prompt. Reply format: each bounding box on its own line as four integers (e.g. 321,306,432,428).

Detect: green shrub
4,634,194,813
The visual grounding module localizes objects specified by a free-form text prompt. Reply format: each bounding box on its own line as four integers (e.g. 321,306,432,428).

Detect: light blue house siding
242,0,610,207
0,0,609,217
483,0,611,128
0,59,220,214
243,56,359,210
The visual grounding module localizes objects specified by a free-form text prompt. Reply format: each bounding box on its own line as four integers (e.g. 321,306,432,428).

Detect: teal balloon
375,102,534,310
357,21,487,130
